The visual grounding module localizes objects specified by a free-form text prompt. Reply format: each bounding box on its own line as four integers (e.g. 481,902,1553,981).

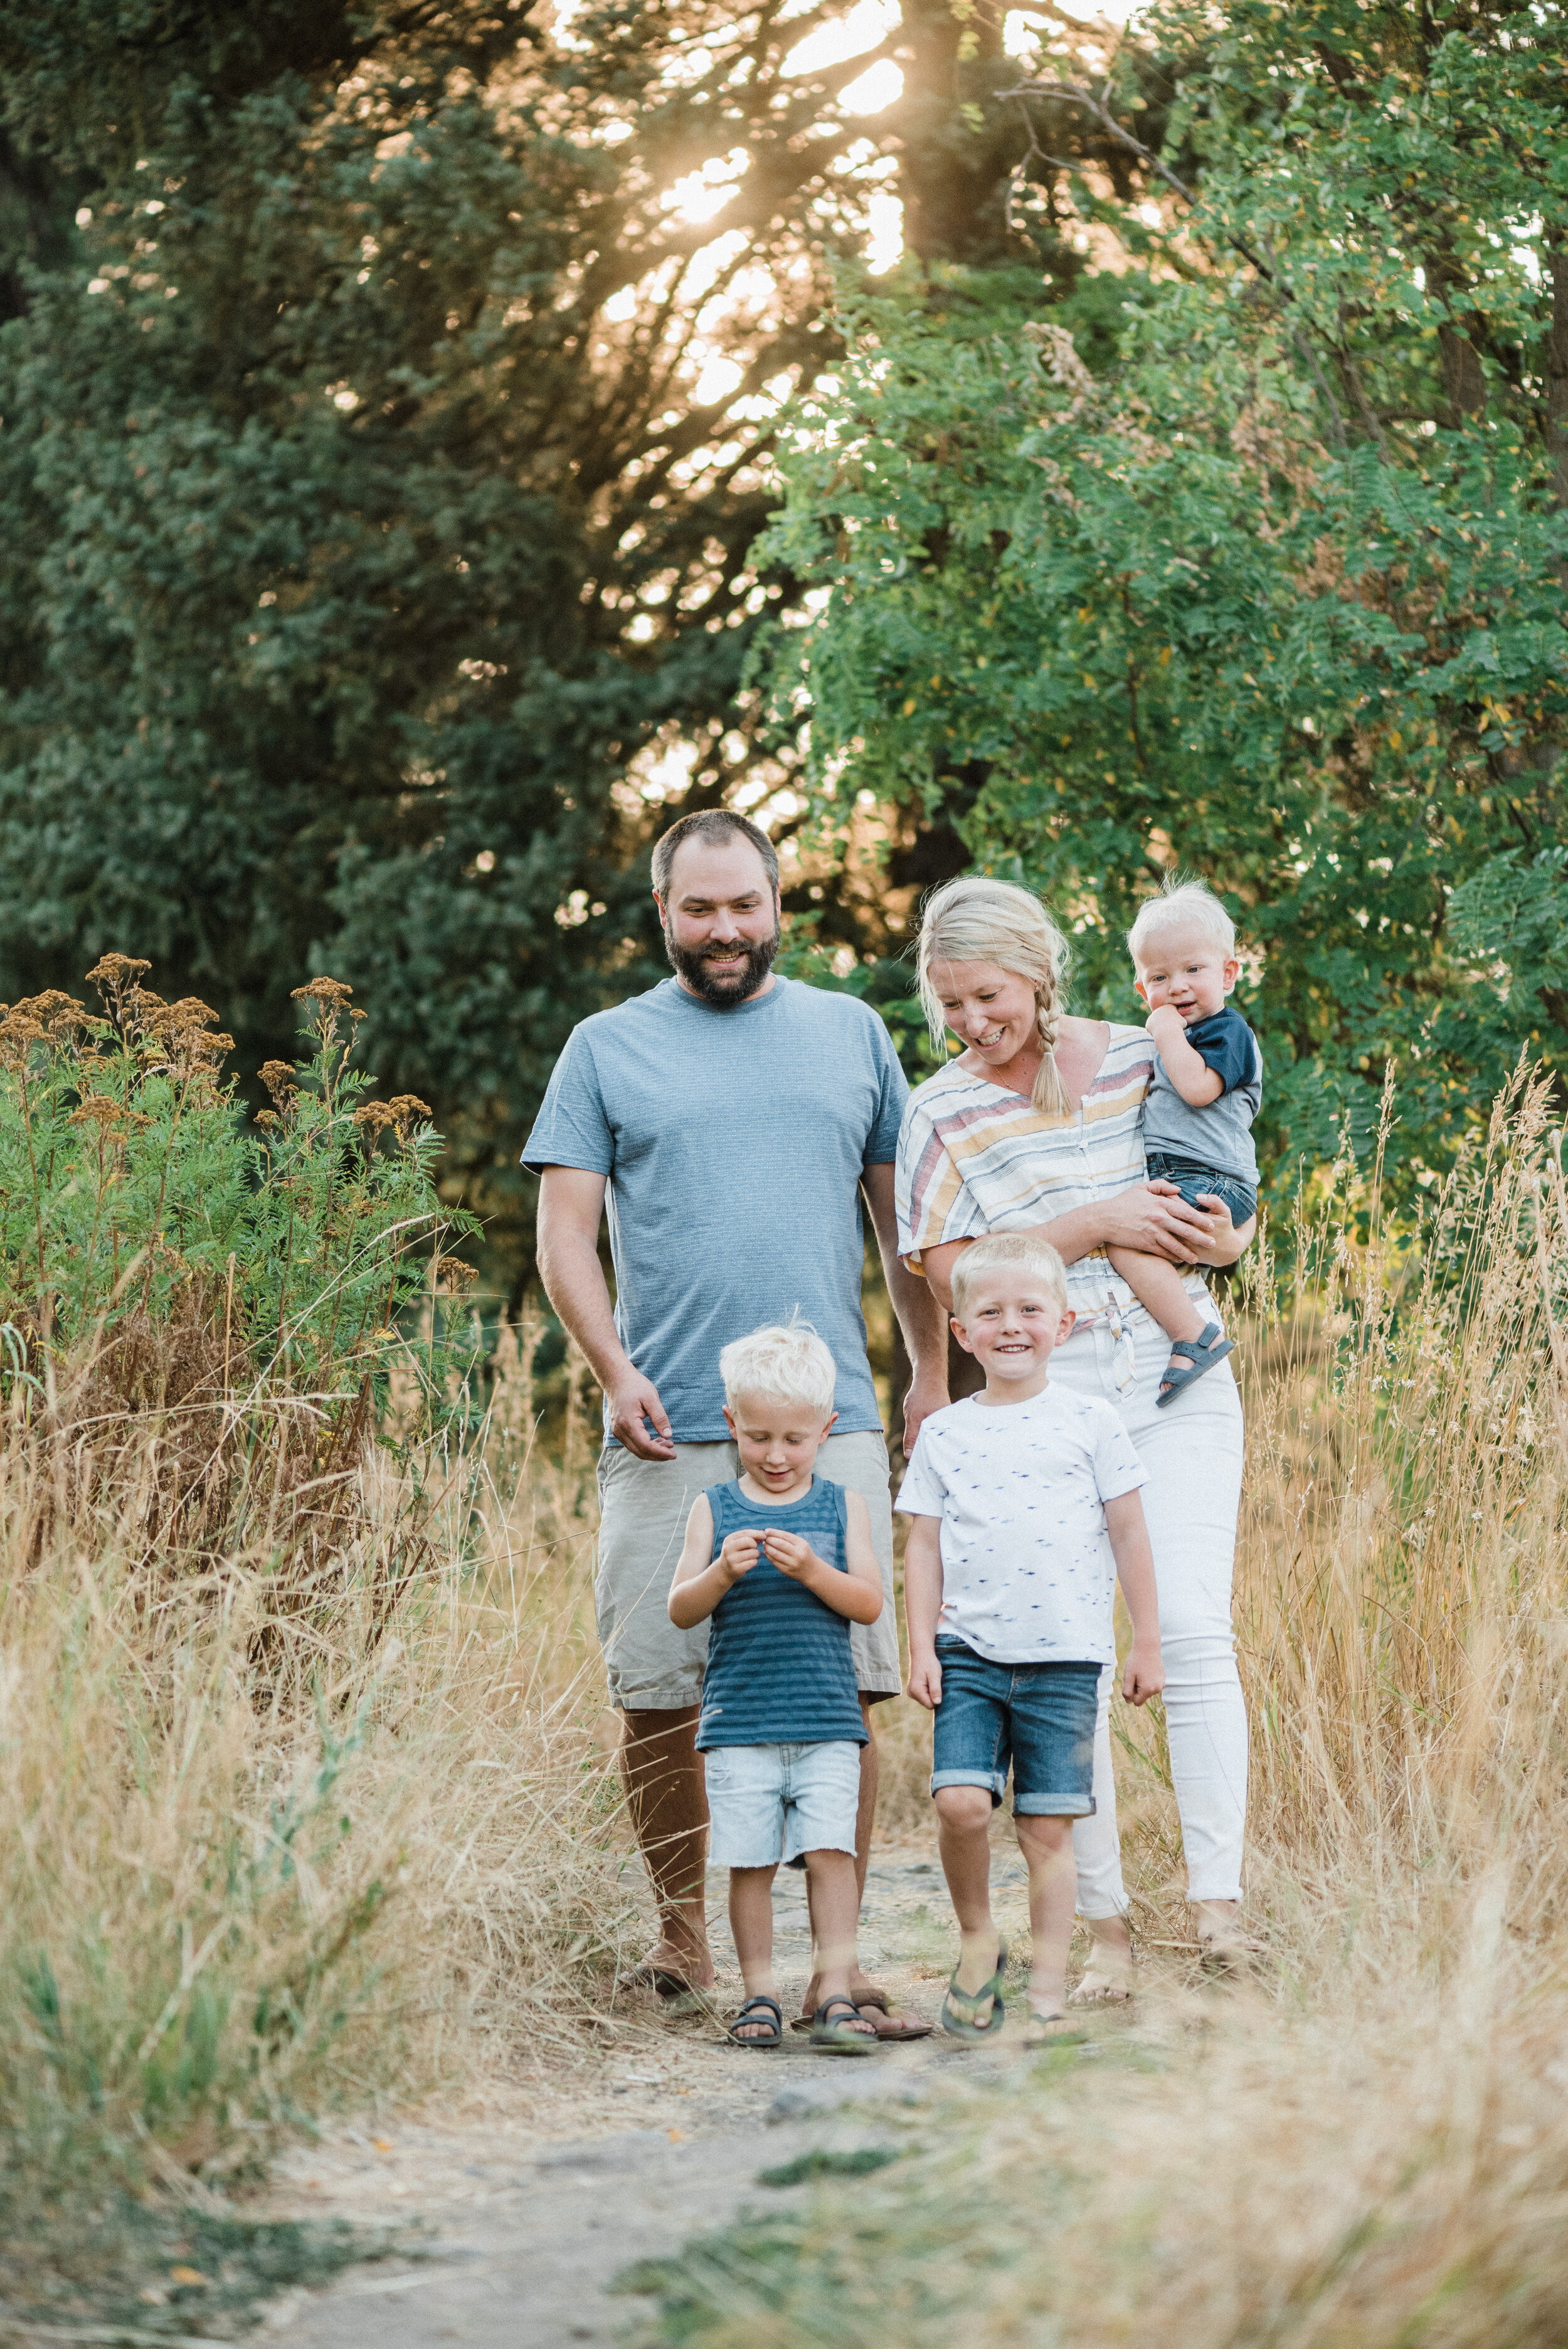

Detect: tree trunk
1545,238,1568,514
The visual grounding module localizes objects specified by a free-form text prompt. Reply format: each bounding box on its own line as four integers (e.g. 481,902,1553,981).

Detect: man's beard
665,924,781,1007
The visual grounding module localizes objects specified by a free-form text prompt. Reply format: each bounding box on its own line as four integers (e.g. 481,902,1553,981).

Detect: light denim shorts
702,1740,862,1869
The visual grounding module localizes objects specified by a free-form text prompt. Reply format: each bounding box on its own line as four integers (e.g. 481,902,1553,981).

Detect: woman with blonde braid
894,876,1256,1990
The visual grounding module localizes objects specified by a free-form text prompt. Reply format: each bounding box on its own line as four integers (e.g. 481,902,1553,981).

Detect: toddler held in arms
898,1234,1163,2045
1110,879,1263,1406
667,1321,884,2056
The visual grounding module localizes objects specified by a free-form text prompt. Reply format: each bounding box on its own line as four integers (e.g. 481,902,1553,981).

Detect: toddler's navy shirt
1143,1005,1262,1185
1183,1009,1261,1096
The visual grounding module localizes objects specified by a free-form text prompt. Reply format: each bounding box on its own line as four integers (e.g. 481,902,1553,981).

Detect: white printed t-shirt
895,1386,1148,1666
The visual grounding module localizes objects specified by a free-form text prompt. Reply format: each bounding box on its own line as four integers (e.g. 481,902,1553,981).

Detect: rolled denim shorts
1145,1149,1258,1229
931,1638,1099,1816
702,1739,862,1869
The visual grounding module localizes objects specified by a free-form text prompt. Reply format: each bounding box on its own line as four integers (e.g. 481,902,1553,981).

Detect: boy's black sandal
940,1935,1009,2042
726,1993,784,2050
1156,1323,1235,1409
809,1995,879,2056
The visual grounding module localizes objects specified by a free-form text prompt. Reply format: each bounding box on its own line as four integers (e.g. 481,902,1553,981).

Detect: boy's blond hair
1126,877,1236,968
720,1318,837,1418
950,1233,1070,1323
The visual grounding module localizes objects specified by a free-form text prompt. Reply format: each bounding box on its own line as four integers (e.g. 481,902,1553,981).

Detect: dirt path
262,1836,1056,2346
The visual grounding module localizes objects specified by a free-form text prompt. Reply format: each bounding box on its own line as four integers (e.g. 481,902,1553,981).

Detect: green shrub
0,958,480,1579
0,957,476,1395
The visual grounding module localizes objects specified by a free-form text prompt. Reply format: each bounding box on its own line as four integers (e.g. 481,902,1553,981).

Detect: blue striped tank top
695,1477,867,1752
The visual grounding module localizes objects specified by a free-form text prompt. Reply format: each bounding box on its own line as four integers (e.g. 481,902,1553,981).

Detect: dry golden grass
624,1074,1568,2348
13,1063,1568,2348
0,1314,638,2203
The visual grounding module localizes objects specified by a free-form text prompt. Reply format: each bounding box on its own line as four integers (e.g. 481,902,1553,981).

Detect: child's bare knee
1015,1810,1073,1856
935,1784,993,1833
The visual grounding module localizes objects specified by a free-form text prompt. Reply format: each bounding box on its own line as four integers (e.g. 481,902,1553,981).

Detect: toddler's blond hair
1126,877,1236,969
950,1233,1070,1323
720,1318,837,1418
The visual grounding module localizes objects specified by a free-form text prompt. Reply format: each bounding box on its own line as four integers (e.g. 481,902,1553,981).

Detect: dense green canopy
0,1,1146,1270
1,0,1562,1248
761,0,1568,1202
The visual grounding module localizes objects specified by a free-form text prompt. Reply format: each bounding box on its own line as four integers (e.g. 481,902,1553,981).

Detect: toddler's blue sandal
726,1993,784,2049
1156,1323,1235,1408
810,1995,879,2055
940,1936,1009,2042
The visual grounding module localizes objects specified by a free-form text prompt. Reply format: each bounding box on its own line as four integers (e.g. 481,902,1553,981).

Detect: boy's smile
951,1269,1075,1406
1133,926,1239,1024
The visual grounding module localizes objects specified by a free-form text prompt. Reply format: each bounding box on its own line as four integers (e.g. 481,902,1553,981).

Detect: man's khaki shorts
594,1429,903,1712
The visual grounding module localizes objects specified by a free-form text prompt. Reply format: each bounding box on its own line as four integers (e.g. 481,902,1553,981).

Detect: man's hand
608,1369,677,1460
906,1650,943,1710
1121,1638,1165,1707
760,1529,818,1580
901,1364,950,1460
718,1530,760,1583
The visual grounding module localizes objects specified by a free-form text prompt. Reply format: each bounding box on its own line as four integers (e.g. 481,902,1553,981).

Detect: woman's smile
928,959,1042,1081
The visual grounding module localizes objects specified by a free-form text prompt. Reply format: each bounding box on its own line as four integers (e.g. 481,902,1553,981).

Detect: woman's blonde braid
1032,979,1069,1118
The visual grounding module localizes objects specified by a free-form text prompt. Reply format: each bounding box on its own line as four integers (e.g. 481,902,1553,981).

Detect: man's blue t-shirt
521,977,908,1444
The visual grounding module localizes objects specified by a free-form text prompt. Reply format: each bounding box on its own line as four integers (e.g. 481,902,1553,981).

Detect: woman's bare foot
1068,1914,1135,2007
1191,1900,1264,1973
1021,2004,1085,2047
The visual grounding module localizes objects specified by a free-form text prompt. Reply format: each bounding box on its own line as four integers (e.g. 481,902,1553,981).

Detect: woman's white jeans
1048,1302,1248,1911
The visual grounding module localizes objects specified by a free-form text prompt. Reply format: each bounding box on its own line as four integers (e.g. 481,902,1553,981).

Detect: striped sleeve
896,1093,990,1268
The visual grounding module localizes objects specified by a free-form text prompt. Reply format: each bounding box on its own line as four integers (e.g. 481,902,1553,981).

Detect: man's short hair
720,1318,837,1417
652,809,780,900
950,1233,1069,1323
1126,878,1236,967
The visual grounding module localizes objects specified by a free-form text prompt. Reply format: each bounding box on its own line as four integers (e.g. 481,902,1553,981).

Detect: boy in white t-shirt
897,1233,1164,2045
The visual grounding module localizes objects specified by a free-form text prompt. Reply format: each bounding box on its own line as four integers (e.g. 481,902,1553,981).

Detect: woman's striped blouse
895,1023,1206,1320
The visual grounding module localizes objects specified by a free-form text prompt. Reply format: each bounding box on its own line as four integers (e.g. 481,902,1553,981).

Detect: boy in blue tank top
668,1322,886,2054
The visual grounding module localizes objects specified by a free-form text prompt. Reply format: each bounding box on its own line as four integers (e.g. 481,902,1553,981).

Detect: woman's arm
861,1163,950,1454
920,1185,1240,1313
1180,1194,1256,1267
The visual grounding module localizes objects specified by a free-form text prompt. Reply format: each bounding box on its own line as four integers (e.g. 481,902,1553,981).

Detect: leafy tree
0,1,1157,1281
761,0,1568,1202
0,3,864,1258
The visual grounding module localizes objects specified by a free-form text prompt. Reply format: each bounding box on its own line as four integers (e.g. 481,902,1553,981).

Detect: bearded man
525,809,948,2031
